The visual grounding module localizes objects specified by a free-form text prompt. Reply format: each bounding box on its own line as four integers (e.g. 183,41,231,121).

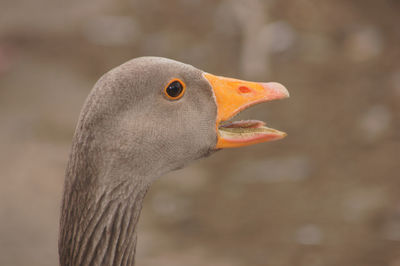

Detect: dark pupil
166,81,183,98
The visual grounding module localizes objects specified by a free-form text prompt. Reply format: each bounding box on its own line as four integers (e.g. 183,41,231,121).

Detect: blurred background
1,0,400,265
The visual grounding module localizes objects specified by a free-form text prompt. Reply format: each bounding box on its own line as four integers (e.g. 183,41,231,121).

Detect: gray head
77,57,217,181
72,56,289,184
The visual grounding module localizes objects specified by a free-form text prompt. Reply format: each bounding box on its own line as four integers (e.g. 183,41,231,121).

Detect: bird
58,56,289,266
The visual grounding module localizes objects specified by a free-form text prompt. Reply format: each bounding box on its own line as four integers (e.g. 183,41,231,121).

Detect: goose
59,56,289,266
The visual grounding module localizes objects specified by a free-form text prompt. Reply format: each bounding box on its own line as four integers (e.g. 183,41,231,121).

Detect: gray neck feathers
59,136,150,266
59,103,151,266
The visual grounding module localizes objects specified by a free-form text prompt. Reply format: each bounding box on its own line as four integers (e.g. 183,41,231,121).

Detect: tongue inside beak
203,73,289,149
218,119,287,147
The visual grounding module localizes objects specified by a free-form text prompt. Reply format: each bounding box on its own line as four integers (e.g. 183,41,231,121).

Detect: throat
59,175,149,266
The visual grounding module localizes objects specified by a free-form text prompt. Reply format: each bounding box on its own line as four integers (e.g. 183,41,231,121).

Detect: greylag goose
59,57,289,266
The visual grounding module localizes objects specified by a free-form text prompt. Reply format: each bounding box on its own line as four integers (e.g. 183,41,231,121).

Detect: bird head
77,57,289,180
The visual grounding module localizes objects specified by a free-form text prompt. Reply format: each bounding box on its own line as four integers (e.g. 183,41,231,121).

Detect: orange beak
203,73,290,149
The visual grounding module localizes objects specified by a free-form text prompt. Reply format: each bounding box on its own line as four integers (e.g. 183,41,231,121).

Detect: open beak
203,73,290,149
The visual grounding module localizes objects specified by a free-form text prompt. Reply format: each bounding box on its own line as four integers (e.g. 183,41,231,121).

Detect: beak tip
262,82,290,99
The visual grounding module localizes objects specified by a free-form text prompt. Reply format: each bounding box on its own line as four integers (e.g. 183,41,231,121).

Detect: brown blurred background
1,0,400,265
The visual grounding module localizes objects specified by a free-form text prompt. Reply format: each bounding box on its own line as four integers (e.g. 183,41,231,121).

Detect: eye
164,79,186,100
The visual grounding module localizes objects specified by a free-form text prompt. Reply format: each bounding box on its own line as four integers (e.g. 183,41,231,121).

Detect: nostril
239,86,251,93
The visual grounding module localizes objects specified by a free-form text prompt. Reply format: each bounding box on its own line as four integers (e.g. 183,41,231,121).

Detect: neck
59,137,151,266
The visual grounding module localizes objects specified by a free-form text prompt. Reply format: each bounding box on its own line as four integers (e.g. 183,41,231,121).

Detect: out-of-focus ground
1,0,400,265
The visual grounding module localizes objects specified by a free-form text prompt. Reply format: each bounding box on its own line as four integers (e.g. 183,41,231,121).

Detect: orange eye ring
164,79,186,100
